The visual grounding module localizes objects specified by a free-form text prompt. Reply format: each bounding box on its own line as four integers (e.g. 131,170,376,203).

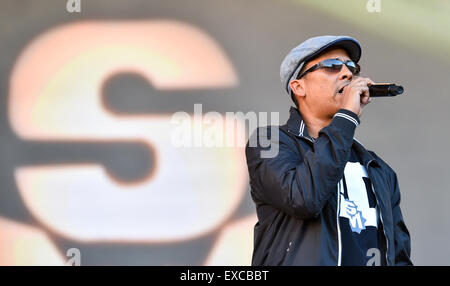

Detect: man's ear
289,79,306,98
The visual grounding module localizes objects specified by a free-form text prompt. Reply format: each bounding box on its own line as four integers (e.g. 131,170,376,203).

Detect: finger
351,77,366,85
363,78,374,87
360,88,370,104
355,77,374,87
361,96,369,105
351,79,371,89
361,77,374,86
362,96,371,105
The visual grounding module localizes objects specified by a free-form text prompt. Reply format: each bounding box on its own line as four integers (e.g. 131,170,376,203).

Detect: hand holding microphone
341,77,374,118
341,77,405,117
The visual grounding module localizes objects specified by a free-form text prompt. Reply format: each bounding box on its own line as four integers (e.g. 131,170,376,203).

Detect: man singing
245,35,412,266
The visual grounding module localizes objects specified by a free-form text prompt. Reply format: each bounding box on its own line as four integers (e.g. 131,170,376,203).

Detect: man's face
293,48,355,119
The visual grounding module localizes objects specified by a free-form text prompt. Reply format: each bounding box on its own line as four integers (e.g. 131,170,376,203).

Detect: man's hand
341,76,375,117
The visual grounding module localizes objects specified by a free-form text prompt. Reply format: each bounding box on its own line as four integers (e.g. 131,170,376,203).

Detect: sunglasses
297,58,361,79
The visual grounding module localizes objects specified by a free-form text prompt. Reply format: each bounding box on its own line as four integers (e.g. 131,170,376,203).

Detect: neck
301,114,332,138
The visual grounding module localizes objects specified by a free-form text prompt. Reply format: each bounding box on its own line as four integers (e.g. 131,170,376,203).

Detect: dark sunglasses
297,58,360,79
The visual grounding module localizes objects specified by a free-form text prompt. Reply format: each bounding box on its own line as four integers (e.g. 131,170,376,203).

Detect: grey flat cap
280,35,362,97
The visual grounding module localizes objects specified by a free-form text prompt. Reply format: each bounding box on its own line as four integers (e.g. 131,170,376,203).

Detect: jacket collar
286,106,379,167
287,106,314,141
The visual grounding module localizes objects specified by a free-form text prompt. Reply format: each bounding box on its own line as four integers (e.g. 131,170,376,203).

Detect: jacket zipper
366,160,390,265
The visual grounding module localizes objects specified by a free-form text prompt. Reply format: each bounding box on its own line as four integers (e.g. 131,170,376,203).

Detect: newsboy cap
280,35,362,97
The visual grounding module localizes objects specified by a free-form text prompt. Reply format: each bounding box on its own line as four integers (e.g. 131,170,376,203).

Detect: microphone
369,83,404,97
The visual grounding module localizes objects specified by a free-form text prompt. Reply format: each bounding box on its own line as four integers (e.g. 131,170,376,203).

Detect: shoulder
245,124,297,161
246,124,293,148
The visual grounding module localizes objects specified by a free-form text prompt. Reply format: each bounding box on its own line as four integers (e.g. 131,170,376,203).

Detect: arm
245,109,359,220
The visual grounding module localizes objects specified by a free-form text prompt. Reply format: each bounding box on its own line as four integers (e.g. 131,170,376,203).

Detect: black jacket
245,106,412,266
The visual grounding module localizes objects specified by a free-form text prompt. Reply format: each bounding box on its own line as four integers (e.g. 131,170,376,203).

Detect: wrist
334,109,360,127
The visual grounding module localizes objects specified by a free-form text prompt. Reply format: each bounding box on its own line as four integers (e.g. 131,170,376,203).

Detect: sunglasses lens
322,59,343,72
300,59,361,79
345,61,356,73
345,61,361,75
323,59,360,75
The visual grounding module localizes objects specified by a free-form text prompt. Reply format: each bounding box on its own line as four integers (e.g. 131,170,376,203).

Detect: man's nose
339,64,353,81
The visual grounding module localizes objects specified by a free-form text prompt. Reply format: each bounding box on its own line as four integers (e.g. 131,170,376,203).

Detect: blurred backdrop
0,0,449,265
